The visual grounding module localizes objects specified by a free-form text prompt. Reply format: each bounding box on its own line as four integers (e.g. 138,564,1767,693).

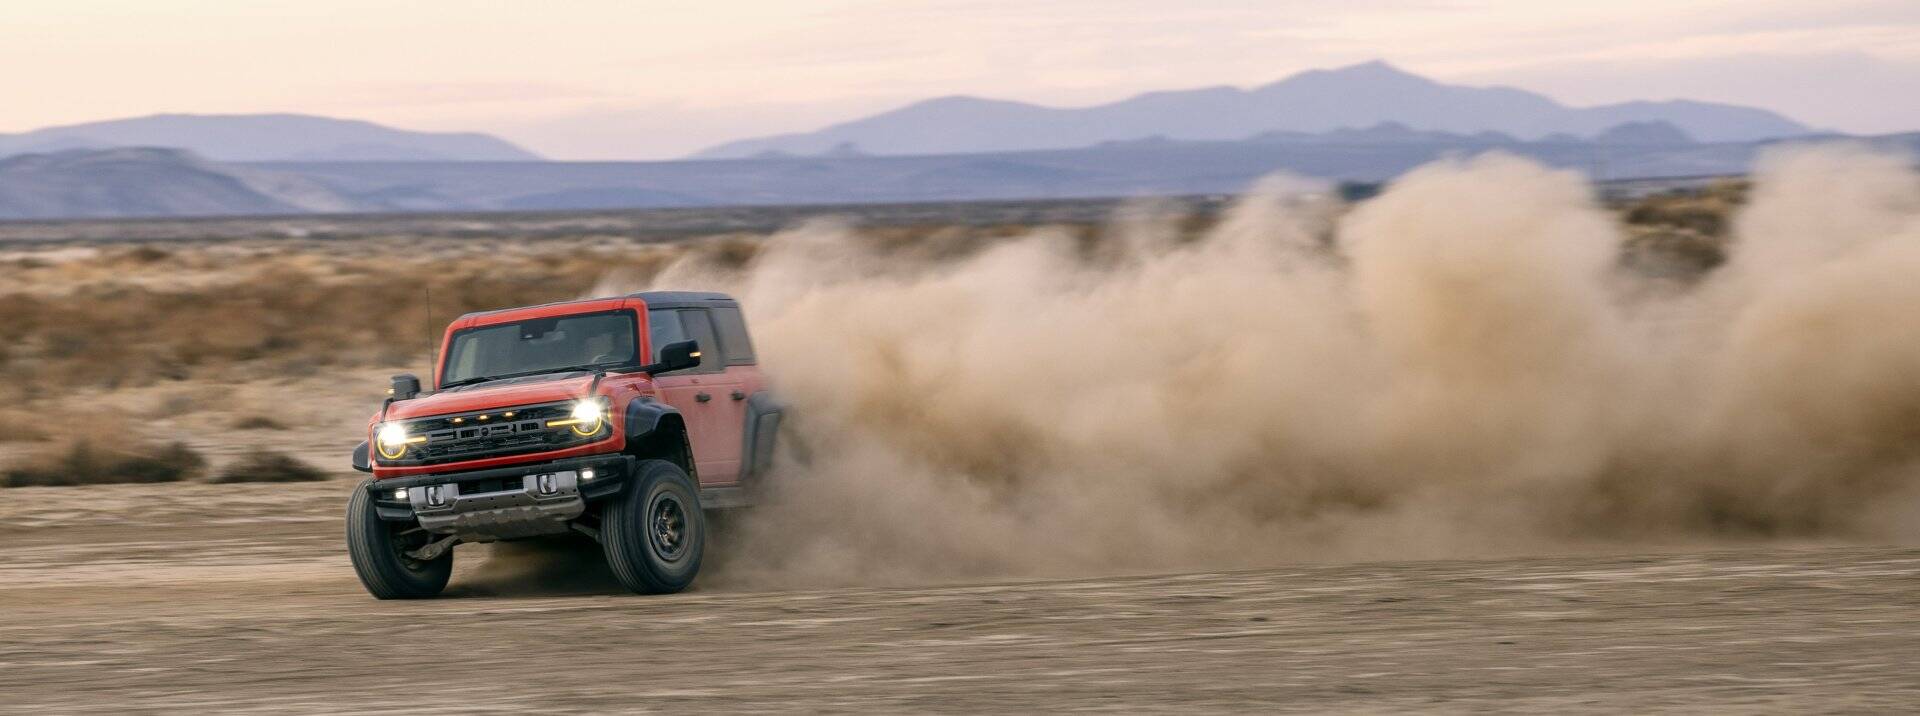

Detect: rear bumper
365,455,636,540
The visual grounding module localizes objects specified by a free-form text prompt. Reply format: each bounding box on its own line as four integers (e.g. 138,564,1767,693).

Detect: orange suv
346,291,783,598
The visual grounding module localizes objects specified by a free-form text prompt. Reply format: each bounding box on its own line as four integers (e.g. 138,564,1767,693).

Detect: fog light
392,488,407,500
580,468,596,481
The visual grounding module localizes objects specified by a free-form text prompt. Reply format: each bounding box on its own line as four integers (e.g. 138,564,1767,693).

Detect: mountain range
695,61,1811,158
7,125,1916,221
0,114,541,162
0,148,363,219
0,60,1894,222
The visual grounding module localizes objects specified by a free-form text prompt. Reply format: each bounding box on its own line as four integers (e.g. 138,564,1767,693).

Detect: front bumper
366,454,636,542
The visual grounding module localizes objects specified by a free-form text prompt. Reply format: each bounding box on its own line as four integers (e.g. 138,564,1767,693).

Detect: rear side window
713,306,756,365
674,309,725,374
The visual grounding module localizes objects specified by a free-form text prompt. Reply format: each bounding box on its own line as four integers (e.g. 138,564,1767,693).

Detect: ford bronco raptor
346,291,783,599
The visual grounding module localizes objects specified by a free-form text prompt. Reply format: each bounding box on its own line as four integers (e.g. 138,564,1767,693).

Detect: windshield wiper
440,363,617,390
528,364,607,376
438,375,502,390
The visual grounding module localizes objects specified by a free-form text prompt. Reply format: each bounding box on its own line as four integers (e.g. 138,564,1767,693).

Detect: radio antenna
425,283,434,387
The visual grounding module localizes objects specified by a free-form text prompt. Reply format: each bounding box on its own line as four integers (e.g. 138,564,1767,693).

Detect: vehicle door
708,304,772,480
648,308,745,485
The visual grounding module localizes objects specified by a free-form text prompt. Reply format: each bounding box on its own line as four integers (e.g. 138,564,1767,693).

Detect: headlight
548,399,607,436
375,423,421,460
377,423,409,448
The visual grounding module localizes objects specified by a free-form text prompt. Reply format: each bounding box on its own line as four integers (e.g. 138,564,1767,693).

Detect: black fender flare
625,398,694,481
625,398,685,442
740,391,786,480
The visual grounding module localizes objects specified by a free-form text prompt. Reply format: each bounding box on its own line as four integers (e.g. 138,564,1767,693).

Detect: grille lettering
386,402,598,465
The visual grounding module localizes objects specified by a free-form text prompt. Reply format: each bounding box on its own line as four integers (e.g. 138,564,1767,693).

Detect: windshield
440,311,638,387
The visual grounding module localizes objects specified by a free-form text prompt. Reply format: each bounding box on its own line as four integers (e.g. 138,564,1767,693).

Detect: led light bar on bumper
373,400,609,465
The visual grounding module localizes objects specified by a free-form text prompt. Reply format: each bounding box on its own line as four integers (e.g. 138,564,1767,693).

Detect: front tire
347,480,452,599
602,460,705,594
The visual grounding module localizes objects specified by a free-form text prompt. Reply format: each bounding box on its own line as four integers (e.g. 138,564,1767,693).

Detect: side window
676,309,725,374
647,309,686,362
713,306,756,365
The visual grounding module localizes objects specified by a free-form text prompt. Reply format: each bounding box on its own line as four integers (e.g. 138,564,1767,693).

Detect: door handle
730,390,746,401
695,392,711,403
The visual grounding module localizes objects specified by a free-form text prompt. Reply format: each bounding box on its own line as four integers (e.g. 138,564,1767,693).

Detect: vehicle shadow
443,535,630,598
440,511,750,598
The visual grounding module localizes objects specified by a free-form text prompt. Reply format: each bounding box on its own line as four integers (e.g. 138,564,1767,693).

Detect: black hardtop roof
628,290,737,309
458,291,737,321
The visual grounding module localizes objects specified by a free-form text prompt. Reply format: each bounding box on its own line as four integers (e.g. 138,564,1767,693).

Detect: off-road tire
602,460,705,594
347,480,452,599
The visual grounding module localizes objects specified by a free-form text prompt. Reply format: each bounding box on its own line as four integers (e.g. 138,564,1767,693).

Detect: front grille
380,402,606,466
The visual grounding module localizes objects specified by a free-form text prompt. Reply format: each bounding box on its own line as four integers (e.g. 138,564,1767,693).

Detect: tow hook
407,534,461,561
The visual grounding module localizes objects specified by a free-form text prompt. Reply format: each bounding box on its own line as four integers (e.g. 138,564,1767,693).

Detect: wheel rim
648,492,690,562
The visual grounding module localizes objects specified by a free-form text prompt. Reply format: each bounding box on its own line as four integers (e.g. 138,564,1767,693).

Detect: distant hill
695,61,1810,158
1592,121,1697,146
0,114,541,162
252,126,1910,217
5,129,1914,221
0,147,355,219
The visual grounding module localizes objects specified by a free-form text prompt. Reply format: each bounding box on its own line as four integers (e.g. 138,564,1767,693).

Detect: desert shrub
2,439,207,487
231,415,289,430
1616,183,1744,240
1,241,696,390
1613,184,1745,279
1624,201,1728,236
1621,226,1727,276
117,246,173,264
151,391,207,417
208,450,328,484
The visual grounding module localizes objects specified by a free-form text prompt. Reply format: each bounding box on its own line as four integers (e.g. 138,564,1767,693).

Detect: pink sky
3,0,1915,159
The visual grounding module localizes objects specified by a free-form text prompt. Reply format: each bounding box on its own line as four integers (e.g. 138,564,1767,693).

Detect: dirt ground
2,479,1915,713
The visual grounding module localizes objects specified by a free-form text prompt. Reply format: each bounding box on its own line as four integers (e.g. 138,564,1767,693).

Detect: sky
1,0,1915,159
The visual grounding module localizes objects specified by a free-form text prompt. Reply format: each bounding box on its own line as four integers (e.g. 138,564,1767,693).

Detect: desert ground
2,481,1916,712
4,175,1919,712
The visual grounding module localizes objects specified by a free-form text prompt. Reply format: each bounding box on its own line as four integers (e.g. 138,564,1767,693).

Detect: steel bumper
365,454,635,541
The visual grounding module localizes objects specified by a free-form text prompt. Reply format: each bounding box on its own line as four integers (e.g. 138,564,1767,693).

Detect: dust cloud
627,146,1920,587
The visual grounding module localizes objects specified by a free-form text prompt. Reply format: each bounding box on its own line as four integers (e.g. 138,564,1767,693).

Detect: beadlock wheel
649,492,690,561
602,459,704,594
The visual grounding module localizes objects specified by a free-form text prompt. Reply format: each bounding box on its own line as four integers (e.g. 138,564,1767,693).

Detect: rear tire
602,460,705,594
347,480,452,599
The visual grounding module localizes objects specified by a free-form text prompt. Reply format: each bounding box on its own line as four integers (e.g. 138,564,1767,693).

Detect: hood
380,373,600,422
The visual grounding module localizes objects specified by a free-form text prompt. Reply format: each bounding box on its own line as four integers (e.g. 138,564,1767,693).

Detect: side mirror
389,374,422,401
641,340,702,375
